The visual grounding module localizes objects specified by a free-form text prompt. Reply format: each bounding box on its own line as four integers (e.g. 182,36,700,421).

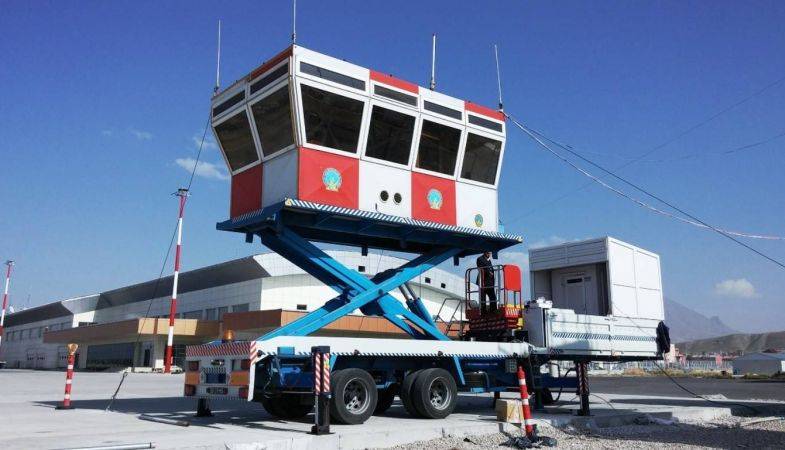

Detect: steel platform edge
217,198,523,256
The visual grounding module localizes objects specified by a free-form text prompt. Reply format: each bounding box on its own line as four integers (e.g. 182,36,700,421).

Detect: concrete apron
220,393,785,450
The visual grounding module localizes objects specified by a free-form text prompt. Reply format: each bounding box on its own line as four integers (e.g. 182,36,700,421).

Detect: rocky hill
664,297,738,343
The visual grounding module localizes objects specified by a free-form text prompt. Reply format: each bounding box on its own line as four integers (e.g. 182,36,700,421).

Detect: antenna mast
292,0,297,44
214,20,222,95
494,44,503,111
430,33,437,91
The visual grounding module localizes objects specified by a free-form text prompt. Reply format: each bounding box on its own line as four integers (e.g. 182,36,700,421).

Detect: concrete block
495,398,523,423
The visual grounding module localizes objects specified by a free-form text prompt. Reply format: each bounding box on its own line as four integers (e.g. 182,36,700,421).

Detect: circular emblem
427,189,443,210
474,214,484,228
322,168,342,192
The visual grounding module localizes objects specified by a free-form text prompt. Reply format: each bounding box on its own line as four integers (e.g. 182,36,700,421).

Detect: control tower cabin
211,45,506,232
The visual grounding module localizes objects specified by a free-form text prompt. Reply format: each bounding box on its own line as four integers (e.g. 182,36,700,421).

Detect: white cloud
101,129,114,137
500,251,529,269
175,158,229,181
193,134,218,151
528,235,569,249
714,278,758,299
129,128,153,141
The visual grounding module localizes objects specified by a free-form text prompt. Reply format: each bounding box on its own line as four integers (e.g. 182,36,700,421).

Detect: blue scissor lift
209,198,537,423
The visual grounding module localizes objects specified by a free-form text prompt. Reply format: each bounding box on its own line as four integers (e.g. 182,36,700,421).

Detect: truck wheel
373,384,397,415
260,395,287,418
411,368,458,419
399,370,423,417
330,369,377,424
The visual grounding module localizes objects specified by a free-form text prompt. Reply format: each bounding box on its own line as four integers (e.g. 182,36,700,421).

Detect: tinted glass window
301,84,364,153
300,62,365,91
214,111,258,171
468,114,504,132
460,133,502,184
251,86,294,157
416,120,461,175
213,91,245,117
365,106,415,165
373,85,418,106
424,101,462,120
250,63,289,95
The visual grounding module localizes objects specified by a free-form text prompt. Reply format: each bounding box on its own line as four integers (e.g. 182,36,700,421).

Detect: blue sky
1,1,784,333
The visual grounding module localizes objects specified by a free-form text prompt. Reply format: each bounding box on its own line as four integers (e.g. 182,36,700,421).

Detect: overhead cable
106,112,213,410
576,129,785,163
507,114,785,270
509,73,785,222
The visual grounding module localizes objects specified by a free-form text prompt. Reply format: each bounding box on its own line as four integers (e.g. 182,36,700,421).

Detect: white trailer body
526,237,664,359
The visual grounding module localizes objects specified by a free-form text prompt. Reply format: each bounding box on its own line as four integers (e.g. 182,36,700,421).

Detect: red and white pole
516,365,536,438
164,188,189,374
57,343,78,410
0,260,15,349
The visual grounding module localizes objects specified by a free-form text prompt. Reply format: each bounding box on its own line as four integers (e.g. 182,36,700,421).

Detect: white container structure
525,237,664,358
210,45,506,232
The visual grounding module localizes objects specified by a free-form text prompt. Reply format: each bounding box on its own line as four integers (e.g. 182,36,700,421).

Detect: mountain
678,331,785,355
664,297,738,343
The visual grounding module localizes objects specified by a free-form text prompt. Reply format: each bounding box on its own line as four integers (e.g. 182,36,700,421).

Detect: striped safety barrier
311,346,331,435
57,345,78,410
516,365,536,437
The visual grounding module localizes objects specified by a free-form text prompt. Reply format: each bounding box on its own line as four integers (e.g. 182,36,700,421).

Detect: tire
411,368,458,419
399,370,423,417
260,395,287,418
373,384,397,415
329,369,378,424
261,393,313,419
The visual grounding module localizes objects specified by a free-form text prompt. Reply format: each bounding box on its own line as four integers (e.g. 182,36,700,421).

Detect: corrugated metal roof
734,352,785,361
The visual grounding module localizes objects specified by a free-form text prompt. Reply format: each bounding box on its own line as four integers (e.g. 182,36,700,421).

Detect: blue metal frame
259,226,459,341
216,199,521,343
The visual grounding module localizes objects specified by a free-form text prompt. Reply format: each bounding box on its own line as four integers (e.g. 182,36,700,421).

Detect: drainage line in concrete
138,414,191,427
57,443,154,450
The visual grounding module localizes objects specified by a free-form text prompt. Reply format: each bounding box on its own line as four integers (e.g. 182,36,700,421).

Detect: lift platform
217,198,522,341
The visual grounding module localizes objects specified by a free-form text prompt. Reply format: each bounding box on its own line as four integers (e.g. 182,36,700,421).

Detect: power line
574,129,785,163
106,112,213,411
507,114,785,270
523,124,785,241
507,73,785,223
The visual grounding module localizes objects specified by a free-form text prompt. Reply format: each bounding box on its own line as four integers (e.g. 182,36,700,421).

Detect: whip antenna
430,33,437,90
494,44,503,111
214,20,222,94
292,0,297,44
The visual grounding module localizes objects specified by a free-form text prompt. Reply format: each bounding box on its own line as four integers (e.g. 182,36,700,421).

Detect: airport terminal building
0,250,463,370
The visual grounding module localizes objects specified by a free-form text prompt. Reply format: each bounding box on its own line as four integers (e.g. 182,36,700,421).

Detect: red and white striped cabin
211,45,506,231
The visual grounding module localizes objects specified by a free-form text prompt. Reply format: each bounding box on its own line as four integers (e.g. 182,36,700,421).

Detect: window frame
211,104,262,176
247,57,290,100
211,82,247,123
370,81,419,109
359,98,420,170
246,78,298,162
295,51,370,95
294,78,370,159
466,112,505,134
411,112,466,180
456,125,506,188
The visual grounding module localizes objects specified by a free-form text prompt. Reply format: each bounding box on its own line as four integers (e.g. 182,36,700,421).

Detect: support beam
257,231,460,341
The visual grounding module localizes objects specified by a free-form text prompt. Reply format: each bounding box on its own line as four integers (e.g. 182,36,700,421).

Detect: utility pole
0,260,14,349
164,189,189,373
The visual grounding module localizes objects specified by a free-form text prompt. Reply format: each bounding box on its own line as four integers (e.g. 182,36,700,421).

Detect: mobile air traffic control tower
183,45,667,424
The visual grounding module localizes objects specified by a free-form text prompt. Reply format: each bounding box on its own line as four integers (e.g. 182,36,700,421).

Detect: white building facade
0,250,464,370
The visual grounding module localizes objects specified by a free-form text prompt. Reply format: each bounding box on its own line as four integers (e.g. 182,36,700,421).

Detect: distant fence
549,360,733,373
